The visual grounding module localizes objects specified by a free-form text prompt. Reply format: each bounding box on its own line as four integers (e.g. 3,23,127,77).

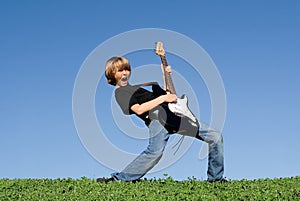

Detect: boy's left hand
161,65,172,75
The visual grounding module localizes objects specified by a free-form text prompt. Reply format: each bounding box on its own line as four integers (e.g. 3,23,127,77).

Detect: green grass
1,176,299,200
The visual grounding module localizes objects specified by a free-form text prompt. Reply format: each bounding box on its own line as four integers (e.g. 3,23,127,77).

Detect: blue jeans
111,120,224,181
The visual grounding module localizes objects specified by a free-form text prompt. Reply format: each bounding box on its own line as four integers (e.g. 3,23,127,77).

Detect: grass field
1,176,299,200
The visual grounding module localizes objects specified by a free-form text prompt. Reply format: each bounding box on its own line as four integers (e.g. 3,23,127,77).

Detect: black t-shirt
115,83,166,126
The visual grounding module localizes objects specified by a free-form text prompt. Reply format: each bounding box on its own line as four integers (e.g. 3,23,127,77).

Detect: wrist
159,95,167,103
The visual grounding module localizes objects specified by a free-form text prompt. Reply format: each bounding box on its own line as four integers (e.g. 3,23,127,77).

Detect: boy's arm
131,93,177,115
161,65,166,90
131,65,174,116
161,65,172,91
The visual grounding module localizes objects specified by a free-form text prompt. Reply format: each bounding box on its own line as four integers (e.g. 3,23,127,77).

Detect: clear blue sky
1,0,299,181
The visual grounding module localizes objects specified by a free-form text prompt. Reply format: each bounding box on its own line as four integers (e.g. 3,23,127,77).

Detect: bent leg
197,122,224,182
112,120,169,181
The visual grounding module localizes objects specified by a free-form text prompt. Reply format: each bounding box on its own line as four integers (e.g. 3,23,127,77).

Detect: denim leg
196,122,224,181
112,120,169,181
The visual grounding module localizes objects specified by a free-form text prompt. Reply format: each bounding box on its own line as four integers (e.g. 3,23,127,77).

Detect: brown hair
105,56,131,86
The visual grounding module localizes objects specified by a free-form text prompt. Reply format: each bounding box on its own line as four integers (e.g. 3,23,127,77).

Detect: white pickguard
168,94,198,125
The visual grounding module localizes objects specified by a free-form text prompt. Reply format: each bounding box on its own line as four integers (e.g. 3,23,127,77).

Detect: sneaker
96,177,116,183
208,178,229,183
217,178,229,183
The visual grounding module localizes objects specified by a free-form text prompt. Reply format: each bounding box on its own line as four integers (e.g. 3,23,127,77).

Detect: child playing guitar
97,48,226,183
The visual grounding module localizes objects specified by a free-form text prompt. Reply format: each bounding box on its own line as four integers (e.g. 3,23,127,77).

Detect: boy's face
115,69,131,87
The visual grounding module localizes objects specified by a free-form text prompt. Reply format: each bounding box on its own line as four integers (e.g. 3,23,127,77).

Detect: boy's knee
145,147,164,159
206,131,223,145
212,132,223,144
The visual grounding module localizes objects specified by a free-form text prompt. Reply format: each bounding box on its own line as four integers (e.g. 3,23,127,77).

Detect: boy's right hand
163,94,177,103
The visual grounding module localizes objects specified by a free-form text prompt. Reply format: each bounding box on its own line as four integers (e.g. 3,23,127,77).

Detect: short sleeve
115,87,138,115
152,83,166,97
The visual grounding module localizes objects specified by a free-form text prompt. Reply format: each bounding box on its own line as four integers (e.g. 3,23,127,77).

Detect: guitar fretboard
160,55,177,95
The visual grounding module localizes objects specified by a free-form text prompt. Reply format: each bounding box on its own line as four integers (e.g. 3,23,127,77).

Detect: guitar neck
160,55,177,95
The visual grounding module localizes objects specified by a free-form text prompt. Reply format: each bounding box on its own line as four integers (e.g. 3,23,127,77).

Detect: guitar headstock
155,41,165,56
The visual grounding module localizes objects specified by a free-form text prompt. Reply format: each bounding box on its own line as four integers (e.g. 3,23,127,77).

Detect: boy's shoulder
115,85,139,93
115,85,140,97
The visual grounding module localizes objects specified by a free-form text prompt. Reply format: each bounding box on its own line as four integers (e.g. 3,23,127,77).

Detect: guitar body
156,101,199,136
154,41,200,136
168,94,197,124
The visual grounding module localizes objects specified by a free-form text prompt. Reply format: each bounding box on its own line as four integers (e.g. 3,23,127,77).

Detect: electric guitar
155,41,200,135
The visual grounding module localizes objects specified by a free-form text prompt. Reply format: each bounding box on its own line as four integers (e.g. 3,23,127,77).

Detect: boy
98,56,225,183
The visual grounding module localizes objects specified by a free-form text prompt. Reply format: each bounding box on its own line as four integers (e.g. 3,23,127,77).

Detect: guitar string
171,135,185,155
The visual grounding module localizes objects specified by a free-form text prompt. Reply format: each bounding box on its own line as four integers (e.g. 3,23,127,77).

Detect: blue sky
1,1,299,181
